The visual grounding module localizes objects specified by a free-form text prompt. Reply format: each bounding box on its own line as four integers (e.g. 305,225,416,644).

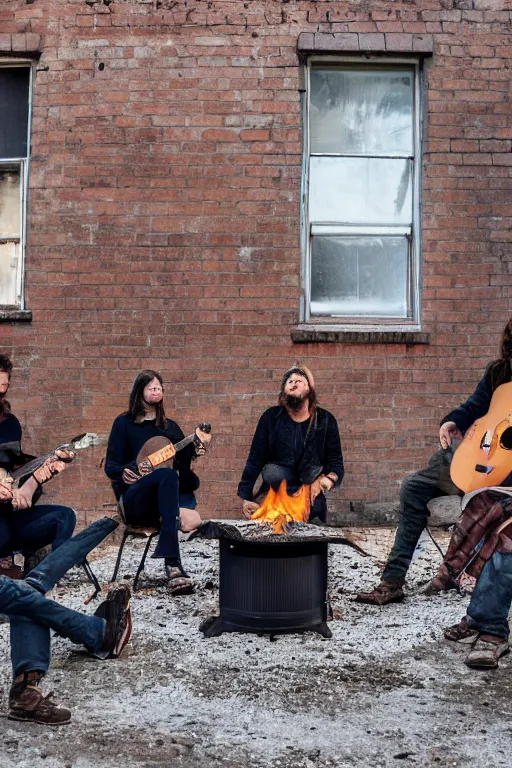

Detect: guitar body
450,382,512,493
136,437,176,470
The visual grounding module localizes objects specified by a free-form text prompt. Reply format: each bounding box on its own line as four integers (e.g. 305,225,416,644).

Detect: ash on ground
0,528,511,768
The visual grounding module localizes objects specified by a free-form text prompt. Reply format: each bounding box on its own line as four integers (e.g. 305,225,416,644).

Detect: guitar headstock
67,433,102,451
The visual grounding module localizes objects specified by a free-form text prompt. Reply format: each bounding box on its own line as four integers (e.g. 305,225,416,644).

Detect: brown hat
281,364,315,390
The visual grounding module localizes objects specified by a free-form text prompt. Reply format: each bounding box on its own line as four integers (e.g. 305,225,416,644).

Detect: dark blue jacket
238,406,344,502
441,374,494,434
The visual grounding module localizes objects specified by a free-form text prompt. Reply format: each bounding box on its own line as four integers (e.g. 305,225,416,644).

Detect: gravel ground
0,527,511,768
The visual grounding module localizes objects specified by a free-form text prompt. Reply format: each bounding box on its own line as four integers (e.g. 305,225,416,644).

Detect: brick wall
1,0,512,526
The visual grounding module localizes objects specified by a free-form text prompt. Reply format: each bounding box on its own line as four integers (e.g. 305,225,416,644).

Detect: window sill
291,325,430,345
0,309,32,323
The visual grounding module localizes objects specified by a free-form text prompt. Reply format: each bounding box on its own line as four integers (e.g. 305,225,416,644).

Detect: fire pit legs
200,539,333,639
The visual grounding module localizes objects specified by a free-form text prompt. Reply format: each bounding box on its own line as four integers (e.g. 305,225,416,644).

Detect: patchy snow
0,529,511,768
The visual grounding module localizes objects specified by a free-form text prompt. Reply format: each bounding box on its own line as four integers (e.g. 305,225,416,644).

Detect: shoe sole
444,632,479,645
112,605,132,658
8,712,71,726
355,594,404,606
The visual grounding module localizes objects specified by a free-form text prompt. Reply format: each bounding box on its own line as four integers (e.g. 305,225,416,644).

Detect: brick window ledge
291,325,430,345
297,31,433,55
0,309,32,323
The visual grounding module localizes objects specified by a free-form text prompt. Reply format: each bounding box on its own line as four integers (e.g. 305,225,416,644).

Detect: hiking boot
465,634,510,669
355,580,405,606
443,616,479,645
423,575,458,596
92,585,132,659
8,671,71,726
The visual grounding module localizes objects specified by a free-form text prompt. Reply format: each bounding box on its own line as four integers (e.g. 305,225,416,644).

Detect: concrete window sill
0,309,32,323
291,325,430,345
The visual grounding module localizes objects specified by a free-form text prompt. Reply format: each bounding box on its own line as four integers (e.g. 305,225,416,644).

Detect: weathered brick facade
1,0,511,525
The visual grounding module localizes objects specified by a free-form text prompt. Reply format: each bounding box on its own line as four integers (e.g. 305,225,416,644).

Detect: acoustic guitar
450,382,512,493
135,422,211,476
0,432,101,488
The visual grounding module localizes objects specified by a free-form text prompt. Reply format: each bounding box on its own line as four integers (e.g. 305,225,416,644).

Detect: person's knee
180,508,201,532
152,467,178,486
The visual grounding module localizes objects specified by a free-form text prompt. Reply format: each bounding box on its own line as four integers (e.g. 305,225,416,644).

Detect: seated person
0,354,76,564
105,369,204,595
2,516,131,725
238,365,344,521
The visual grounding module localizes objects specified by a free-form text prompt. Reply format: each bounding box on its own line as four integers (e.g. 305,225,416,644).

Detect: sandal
443,616,479,644
165,565,194,596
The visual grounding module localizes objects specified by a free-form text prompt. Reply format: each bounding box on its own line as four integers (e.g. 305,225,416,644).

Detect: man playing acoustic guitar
0,354,76,569
358,317,512,607
105,370,209,595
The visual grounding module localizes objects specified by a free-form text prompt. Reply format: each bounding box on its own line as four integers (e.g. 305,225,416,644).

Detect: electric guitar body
450,382,512,493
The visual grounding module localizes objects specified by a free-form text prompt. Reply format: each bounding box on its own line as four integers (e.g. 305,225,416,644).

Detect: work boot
8,671,71,725
465,634,510,669
443,616,479,645
91,585,132,659
355,579,405,606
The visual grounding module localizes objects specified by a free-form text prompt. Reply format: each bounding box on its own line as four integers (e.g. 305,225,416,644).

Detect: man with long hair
105,370,203,594
357,317,512,606
0,354,76,568
238,365,344,521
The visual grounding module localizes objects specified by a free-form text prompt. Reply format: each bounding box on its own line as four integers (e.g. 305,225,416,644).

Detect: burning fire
251,480,310,534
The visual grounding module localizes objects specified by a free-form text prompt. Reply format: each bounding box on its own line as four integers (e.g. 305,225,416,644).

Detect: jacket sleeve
322,413,344,488
440,374,492,434
237,410,272,501
105,416,136,482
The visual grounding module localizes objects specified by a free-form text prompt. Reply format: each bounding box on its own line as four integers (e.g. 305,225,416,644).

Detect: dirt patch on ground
1,529,512,767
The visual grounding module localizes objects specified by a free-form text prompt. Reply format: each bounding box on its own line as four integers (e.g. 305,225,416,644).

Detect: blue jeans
466,551,512,639
0,503,76,558
122,468,182,560
0,517,117,677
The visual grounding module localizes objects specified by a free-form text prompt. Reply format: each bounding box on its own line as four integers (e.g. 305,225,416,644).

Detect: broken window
0,65,31,307
302,60,422,328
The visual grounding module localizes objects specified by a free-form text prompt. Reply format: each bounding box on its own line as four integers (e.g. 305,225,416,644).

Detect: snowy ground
0,527,511,768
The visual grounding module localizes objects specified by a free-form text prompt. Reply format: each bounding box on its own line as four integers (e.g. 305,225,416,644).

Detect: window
302,59,422,328
0,64,31,308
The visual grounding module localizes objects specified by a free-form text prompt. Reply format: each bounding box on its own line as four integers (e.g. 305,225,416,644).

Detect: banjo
135,422,212,476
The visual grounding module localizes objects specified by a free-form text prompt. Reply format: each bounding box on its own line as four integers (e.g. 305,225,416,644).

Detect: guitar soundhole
500,427,512,451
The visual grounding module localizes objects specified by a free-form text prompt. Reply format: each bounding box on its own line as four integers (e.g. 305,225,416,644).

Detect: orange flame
250,480,311,534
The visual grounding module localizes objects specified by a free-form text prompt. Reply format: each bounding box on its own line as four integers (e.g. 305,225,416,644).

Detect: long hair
127,370,166,428
486,318,512,392
0,354,13,422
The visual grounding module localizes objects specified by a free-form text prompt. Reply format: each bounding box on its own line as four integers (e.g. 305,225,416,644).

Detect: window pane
310,235,409,317
0,167,21,236
309,156,412,225
310,69,413,155
0,241,19,306
0,68,30,159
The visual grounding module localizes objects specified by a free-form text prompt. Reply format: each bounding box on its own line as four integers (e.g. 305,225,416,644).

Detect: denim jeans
0,517,117,677
466,551,512,639
0,503,76,558
383,446,462,583
122,468,181,560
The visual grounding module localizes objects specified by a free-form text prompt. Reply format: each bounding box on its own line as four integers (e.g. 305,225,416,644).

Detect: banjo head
136,436,174,467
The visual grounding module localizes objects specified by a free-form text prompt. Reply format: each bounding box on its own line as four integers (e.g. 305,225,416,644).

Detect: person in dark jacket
357,318,512,606
238,365,344,522
0,354,76,566
105,369,204,594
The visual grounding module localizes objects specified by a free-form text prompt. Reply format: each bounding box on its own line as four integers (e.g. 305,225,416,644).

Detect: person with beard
0,354,76,569
105,369,203,594
238,365,344,522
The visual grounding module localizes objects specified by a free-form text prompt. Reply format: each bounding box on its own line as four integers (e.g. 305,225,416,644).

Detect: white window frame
0,59,33,309
300,56,423,330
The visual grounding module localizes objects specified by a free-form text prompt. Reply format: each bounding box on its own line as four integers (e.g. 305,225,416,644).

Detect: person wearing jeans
2,516,132,725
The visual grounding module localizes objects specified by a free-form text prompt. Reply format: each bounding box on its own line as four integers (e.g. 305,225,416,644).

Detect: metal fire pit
193,520,366,639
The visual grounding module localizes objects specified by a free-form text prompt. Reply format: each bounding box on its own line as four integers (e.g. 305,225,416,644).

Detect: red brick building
1,0,511,525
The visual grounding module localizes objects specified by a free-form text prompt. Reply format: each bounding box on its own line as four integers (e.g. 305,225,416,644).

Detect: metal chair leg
110,528,129,583
133,532,157,591
82,558,102,605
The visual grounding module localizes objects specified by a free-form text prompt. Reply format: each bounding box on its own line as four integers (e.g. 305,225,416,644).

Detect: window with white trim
302,59,422,328
0,63,31,308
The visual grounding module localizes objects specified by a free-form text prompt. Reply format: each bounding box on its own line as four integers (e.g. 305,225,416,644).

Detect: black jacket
441,366,511,434
237,406,344,501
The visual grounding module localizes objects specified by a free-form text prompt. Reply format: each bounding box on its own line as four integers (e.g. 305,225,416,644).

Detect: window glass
0,68,30,158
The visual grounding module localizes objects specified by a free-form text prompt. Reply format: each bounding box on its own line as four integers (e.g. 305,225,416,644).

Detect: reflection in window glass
311,236,408,317
310,69,413,156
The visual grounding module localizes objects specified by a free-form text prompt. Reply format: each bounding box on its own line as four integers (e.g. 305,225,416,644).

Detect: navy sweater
105,413,199,501
0,413,23,472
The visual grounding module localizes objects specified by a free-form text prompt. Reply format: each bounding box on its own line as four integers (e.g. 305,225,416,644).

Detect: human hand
242,500,259,519
439,421,462,449
11,488,31,511
0,482,13,503
33,457,68,486
122,468,140,485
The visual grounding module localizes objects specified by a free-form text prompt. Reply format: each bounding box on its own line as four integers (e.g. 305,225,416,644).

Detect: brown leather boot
355,579,405,605
8,671,71,726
